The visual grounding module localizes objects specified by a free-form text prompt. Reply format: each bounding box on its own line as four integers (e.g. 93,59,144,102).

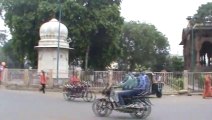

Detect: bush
172,78,184,90
198,74,204,89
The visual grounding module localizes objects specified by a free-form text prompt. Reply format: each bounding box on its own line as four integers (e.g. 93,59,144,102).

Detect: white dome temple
35,18,72,85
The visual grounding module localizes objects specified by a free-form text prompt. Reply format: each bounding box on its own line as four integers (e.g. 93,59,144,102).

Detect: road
0,89,211,120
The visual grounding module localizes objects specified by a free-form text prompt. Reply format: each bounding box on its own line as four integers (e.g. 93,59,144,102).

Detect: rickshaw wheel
156,91,162,98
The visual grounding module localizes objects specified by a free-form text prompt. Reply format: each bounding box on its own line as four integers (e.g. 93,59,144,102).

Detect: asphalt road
0,89,211,120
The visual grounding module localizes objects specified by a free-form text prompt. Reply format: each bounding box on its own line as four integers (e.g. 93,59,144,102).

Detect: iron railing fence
187,72,210,92
2,69,209,93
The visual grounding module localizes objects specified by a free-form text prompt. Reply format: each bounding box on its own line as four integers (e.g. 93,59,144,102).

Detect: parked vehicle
92,84,152,119
146,73,164,98
63,81,96,102
151,81,164,98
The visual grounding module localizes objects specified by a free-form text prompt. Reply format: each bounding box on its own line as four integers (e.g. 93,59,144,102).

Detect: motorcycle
92,84,152,119
63,81,96,102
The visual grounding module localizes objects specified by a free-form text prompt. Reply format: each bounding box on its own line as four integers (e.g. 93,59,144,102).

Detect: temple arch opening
200,41,212,67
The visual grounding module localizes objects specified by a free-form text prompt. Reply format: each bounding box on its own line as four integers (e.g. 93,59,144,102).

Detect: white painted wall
37,48,69,78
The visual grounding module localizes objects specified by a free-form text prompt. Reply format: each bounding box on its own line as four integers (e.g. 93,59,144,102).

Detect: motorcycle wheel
140,104,152,119
140,98,152,119
63,91,75,101
92,99,112,117
129,100,152,119
83,91,96,102
69,95,76,101
63,92,70,101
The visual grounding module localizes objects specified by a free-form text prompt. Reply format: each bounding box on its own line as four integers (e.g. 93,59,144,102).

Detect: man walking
39,70,47,94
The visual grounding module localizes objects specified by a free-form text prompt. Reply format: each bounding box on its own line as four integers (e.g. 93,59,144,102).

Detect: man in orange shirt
39,70,47,94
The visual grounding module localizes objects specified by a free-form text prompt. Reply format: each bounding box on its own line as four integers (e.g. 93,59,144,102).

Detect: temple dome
39,18,68,40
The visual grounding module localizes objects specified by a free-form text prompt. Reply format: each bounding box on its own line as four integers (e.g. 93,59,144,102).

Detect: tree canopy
119,21,170,71
165,55,184,72
0,30,7,46
0,0,123,69
191,2,212,24
1,0,174,71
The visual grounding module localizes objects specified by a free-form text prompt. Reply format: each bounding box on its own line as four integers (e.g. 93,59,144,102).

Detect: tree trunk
85,45,90,70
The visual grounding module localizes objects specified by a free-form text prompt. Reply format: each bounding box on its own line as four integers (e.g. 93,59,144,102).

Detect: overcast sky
0,1,211,55
121,0,211,55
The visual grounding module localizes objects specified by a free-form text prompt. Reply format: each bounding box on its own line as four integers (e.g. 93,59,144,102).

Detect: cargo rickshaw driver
148,73,164,98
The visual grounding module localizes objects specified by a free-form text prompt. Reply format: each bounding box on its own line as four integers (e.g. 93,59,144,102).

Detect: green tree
1,0,42,68
0,47,6,61
0,30,7,46
63,0,123,70
165,55,184,72
1,40,20,68
1,0,123,69
119,21,170,71
191,2,212,23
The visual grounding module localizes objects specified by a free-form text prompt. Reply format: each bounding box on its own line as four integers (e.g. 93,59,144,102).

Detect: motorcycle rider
70,72,80,85
112,72,137,105
117,72,150,108
121,72,138,90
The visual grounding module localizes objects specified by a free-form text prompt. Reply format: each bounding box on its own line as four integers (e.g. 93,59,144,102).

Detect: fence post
48,69,54,88
108,70,113,86
24,69,29,87
192,73,195,92
183,70,188,91
2,68,8,85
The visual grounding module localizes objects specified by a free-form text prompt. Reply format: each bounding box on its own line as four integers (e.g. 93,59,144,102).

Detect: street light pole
187,16,195,72
57,0,62,81
191,26,194,72
191,26,195,91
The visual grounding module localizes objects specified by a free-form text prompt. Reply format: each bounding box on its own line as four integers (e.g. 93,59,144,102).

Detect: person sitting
136,72,151,94
70,72,80,85
112,73,137,105
69,73,81,92
121,73,138,90
117,72,150,107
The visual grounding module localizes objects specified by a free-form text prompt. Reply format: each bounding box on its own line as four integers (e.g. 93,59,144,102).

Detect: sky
0,0,211,55
120,0,212,56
